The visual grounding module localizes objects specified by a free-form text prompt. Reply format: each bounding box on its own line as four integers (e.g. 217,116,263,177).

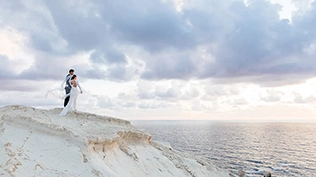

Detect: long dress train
59,80,81,116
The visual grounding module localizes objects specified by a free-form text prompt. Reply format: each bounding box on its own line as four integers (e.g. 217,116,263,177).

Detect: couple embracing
59,69,83,116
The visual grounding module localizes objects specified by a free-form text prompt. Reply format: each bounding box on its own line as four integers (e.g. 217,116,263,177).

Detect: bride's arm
77,80,83,93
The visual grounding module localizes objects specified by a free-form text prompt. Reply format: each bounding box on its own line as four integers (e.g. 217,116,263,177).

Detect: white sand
0,105,231,177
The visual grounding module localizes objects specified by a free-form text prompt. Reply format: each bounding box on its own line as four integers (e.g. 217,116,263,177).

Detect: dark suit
63,74,72,107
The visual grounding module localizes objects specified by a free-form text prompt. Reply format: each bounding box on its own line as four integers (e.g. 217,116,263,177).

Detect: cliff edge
0,105,231,177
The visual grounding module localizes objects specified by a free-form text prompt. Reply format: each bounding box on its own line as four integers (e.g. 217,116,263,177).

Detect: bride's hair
71,75,77,80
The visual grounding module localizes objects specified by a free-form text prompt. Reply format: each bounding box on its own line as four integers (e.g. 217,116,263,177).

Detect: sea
131,120,316,177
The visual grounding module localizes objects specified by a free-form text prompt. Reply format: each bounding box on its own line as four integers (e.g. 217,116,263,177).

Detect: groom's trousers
64,87,71,107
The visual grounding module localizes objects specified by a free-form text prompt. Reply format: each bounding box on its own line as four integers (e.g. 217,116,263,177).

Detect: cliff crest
0,105,231,177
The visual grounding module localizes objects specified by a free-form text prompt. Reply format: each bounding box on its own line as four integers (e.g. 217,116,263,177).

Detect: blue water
131,121,316,177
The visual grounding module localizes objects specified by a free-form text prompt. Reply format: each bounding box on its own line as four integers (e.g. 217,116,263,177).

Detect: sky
1,0,316,121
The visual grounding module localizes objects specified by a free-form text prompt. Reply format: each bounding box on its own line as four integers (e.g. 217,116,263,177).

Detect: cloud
106,64,138,81
43,0,107,52
232,98,248,105
2,0,316,85
2,0,316,119
199,1,309,79
201,85,240,101
137,101,170,109
0,55,15,79
141,52,197,80
0,1,66,54
101,0,195,52
137,82,180,100
137,80,202,102
0,80,40,92
90,49,126,64
293,92,316,103
260,90,282,102
97,95,117,109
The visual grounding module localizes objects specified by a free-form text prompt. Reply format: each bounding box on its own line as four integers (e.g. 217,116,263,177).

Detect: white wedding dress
59,80,82,116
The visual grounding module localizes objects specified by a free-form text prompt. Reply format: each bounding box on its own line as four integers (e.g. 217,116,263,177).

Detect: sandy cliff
0,105,231,177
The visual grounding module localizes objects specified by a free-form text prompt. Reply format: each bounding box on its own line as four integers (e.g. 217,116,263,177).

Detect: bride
59,74,83,116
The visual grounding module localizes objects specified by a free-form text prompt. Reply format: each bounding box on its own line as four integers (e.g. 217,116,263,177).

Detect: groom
62,69,75,107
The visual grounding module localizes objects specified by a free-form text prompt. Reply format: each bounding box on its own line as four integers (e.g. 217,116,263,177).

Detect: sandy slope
0,105,231,177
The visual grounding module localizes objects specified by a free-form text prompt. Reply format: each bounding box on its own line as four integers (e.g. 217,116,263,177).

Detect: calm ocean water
131,121,316,177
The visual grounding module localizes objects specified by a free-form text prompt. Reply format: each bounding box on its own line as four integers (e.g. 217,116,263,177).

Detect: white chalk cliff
0,105,231,177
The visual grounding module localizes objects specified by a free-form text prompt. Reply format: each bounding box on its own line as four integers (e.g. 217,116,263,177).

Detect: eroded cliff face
0,105,231,177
